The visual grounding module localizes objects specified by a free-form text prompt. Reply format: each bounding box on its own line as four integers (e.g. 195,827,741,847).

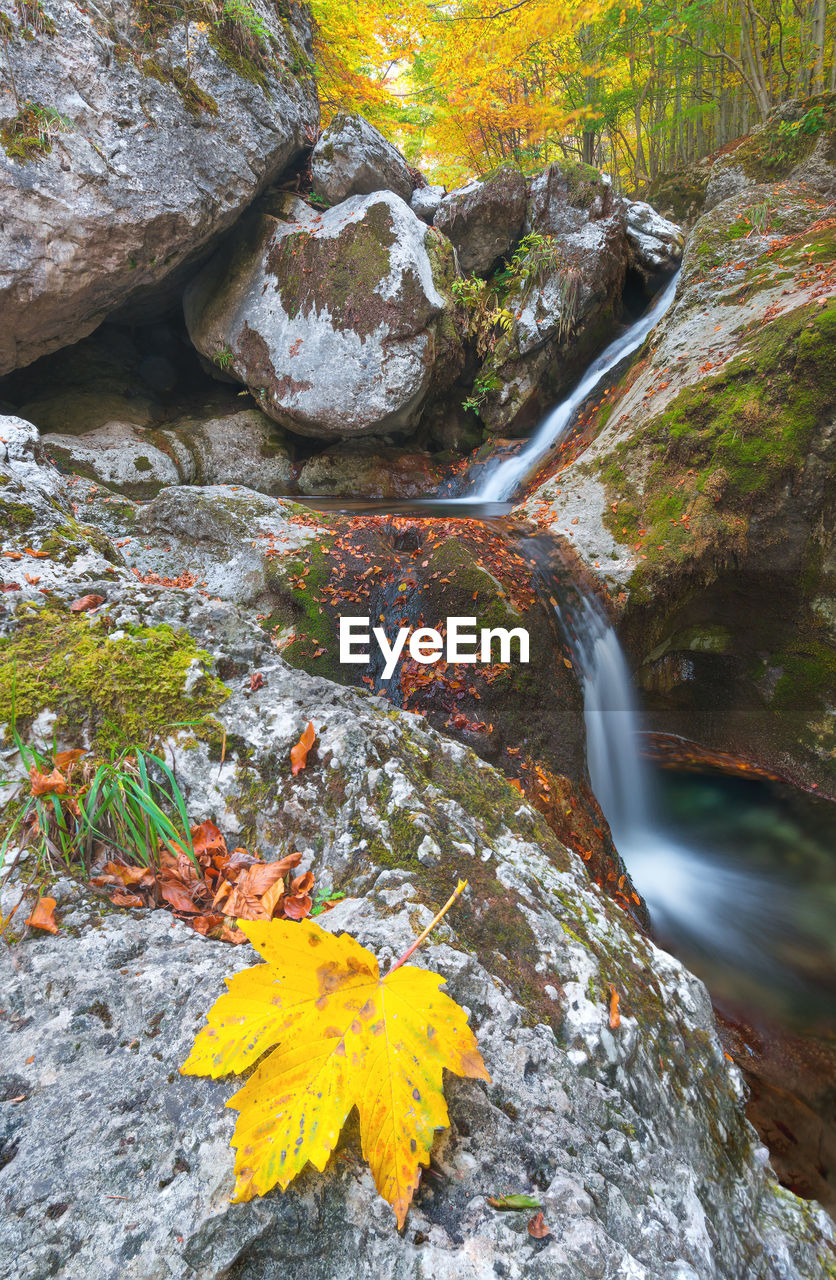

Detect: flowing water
303,274,836,1036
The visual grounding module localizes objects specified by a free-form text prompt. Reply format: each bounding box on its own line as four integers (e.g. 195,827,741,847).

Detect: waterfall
553,581,784,972
470,272,680,504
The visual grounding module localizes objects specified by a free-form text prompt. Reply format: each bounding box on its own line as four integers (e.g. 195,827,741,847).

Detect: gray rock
311,112,414,205
42,408,294,500
526,161,616,237
623,200,684,283
411,183,446,224
297,441,443,498
704,161,755,212
434,167,527,275
481,210,628,434
0,0,319,376
184,191,463,440
0,414,833,1278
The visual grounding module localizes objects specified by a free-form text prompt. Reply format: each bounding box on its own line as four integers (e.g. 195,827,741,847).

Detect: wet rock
0,0,319,376
434,167,527,275
297,441,443,499
0,414,833,1279
481,210,628,435
311,112,414,205
411,184,446,224
184,191,463,440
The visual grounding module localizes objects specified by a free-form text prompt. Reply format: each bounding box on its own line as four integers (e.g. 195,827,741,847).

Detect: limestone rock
623,199,684,285
411,183,446,224
311,112,413,205
184,192,463,440
0,0,319,377
434,167,527,275
526,160,616,237
297,441,444,498
41,407,293,501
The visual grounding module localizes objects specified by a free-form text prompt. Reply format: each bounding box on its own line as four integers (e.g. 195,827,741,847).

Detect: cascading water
552,580,787,976
470,271,680,504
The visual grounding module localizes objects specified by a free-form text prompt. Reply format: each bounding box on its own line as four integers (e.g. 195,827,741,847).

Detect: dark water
649,766,836,1031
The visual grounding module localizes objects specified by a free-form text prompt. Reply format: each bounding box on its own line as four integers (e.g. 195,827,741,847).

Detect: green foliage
1,100,72,161
0,729,195,884
215,345,235,370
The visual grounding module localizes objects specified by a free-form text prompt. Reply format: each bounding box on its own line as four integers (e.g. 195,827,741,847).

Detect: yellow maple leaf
181,887,489,1228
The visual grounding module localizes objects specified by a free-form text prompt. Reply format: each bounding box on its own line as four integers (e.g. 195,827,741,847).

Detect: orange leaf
608,984,621,1030
527,1211,551,1238
161,881,199,913
26,896,58,933
29,765,67,797
290,722,316,776
110,891,146,908
54,748,86,771
69,593,105,612
259,877,286,918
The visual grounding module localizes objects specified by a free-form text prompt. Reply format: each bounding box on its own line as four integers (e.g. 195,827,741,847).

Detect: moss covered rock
184,192,464,441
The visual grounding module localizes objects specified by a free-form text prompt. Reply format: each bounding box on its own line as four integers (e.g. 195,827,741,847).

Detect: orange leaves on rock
29,765,67,797
181,917,489,1228
25,896,59,933
290,721,316,775
608,984,621,1030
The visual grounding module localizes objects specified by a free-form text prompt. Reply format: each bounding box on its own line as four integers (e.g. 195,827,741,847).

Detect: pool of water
645,767,836,1031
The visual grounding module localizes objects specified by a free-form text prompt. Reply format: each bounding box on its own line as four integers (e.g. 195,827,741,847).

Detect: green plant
219,0,270,44
1,99,72,161
215,345,235,370
0,723,195,888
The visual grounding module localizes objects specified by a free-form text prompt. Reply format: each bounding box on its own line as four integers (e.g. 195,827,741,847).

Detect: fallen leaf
181,917,489,1227
608,984,621,1030
110,891,146,908
527,1211,551,1238
29,766,67,797
250,671,265,691
487,1194,542,1211
290,722,316,776
70,593,105,612
54,748,86,771
26,896,59,934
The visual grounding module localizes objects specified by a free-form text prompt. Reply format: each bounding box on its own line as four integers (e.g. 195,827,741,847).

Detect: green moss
0,497,36,531
730,93,835,183
598,298,836,590
141,59,219,116
0,604,229,751
1,100,70,161
266,199,397,339
266,540,343,683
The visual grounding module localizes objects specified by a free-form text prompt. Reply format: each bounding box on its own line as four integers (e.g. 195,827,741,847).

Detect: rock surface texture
480,165,631,434
311,112,414,205
184,192,462,440
434,166,528,274
0,414,834,1280
0,0,319,377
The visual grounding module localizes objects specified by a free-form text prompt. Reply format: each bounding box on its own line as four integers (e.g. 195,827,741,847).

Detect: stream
303,275,836,1208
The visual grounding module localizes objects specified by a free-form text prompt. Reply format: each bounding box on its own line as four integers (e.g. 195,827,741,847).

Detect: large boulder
526,160,616,236
479,204,628,435
434,166,527,275
411,183,446,224
0,0,319,376
184,192,463,440
623,199,684,287
311,112,413,205
42,405,294,500
297,441,444,499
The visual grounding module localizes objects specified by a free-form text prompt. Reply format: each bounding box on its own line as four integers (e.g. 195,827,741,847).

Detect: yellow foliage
181,915,490,1228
